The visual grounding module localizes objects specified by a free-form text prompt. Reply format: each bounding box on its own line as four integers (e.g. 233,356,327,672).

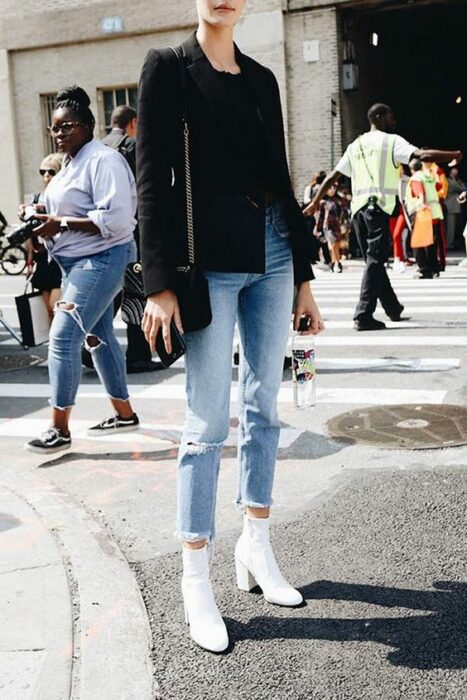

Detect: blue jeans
49,241,135,410
177,202,294,541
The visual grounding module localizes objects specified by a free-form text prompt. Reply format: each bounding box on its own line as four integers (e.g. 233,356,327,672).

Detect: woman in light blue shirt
26,85,139,454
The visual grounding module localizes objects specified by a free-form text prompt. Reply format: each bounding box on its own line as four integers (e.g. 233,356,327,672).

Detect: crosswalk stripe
313,335,467,346
315,320,465,330
317,306,467,315
314,295,467,302
317,358,459,371
0,383,446,404
311,276,467,284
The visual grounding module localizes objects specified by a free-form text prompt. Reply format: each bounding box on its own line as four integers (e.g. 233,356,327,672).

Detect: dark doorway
339,0,467,179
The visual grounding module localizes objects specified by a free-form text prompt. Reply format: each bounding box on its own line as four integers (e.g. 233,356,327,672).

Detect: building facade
0,0,462,221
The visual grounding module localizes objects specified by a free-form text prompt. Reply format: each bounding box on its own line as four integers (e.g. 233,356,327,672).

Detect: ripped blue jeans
49,241,135,410
177,202,294,542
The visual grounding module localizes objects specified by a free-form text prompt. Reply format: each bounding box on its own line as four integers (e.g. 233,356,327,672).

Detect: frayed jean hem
234,498,274,511
177,530,212,544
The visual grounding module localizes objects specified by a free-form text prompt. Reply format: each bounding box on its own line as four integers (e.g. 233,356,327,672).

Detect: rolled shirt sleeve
87,153,137,237
393,135,418,166
335,146,352,177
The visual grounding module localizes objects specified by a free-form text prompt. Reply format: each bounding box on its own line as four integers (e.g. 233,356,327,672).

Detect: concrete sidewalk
0,466,154,700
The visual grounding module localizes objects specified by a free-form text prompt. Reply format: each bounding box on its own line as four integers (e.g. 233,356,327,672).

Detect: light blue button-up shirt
43,139,136,258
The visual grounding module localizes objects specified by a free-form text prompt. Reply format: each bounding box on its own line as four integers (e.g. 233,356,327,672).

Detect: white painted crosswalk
0,266,464,445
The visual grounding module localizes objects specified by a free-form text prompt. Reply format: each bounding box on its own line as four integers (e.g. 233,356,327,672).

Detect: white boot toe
182,546,229,653
263,586,303,607
234,515,303,608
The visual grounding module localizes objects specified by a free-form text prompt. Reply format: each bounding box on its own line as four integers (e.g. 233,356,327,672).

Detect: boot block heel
235,557,257,592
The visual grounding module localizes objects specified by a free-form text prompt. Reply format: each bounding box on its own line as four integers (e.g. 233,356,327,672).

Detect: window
41,93,57,155
97,85,138,137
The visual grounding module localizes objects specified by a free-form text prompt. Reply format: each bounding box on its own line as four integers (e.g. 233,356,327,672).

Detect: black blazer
137,32,314,297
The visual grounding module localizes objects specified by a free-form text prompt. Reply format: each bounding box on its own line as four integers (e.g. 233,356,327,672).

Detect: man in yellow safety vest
304,103,462,331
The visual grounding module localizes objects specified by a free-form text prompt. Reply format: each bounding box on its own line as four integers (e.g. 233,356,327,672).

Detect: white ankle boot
235,515,303,607
181,545,229,653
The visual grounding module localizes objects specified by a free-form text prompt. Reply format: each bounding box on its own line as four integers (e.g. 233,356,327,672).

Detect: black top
218,71,276,199
136,32,314,296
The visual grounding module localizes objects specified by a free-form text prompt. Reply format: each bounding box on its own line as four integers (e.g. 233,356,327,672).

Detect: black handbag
121,46,212,333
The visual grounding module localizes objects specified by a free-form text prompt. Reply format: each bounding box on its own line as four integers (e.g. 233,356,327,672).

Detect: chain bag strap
121,46,212,332
169,46,212,332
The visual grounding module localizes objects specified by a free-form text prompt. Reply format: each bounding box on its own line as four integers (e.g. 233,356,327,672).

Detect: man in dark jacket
103,106,161,373
102,106,137,174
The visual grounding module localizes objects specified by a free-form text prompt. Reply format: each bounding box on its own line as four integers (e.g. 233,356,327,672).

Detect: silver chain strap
183,122,195,266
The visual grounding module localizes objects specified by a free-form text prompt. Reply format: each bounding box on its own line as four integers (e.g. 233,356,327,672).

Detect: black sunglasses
39,168,56,176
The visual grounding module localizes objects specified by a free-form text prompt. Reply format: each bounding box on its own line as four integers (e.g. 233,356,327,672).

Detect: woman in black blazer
138,0,324,653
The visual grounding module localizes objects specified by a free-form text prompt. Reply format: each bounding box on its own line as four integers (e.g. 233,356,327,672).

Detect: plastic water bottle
292,320,316,410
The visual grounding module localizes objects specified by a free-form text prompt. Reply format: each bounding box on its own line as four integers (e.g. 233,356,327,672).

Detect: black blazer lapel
182,33,254,165
240,52,292,194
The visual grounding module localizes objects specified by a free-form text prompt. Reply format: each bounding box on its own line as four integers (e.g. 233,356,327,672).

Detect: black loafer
126,360,165,373
388,306,405,322
354,318,386,331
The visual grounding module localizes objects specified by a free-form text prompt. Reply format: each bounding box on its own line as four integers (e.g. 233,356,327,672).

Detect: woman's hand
293,282,325,335
32,214,61,238
142,289,183,354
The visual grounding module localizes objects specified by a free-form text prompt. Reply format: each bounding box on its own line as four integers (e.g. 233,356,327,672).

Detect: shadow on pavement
36,430,349,469
0,512,22,532
224,579,467,670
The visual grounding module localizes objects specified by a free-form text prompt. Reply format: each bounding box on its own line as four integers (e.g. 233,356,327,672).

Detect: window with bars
97,85,138,137
40,93,57,155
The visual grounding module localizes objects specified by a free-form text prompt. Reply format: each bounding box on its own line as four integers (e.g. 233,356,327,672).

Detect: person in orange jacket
423,160,448,270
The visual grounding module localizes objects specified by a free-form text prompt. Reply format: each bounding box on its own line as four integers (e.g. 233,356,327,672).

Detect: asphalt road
1,261,467,699
136,467,467,700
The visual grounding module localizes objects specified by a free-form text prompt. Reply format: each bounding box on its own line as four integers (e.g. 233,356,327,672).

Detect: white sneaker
393,259,406,273
235,515,303,607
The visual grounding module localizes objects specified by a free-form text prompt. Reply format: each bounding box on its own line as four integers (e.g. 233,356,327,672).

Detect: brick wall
2,0,343,211
9,5,288,199
284,8,341,199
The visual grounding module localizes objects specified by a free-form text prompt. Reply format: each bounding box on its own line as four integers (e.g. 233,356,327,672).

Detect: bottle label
292,348,316,384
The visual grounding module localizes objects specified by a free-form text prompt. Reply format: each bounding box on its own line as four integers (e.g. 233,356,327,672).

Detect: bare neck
196,23,238,72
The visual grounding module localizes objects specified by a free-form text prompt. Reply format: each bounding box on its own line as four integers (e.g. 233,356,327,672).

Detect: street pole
331,98,337,169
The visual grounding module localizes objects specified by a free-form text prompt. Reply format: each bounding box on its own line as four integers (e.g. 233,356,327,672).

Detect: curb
0,485,72,700
0,466,154,700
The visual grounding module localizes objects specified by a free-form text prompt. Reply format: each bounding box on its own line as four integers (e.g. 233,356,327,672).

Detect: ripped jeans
49,241,135,410
177,201,294,542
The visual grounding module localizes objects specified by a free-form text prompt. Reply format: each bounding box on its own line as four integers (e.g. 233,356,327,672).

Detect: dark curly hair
55,85,95,132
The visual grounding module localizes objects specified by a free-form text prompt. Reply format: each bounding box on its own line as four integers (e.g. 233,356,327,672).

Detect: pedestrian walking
423,160,448,269
25,153,63,320
102,105,161,373
304,102,462,330
304,172,332,268
25,85,139,454
138,0,324,653
405,158,445,279
445,167,465,250
316,184,343,272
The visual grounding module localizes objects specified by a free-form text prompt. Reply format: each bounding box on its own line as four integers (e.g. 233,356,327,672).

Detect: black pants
414,221,442,278
319,238,331,265
353,205,403,322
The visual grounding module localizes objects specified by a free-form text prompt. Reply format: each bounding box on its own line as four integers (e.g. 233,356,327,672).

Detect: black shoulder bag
121,46,212,333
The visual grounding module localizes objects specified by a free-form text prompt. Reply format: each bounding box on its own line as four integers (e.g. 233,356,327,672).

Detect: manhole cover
327,404,467,450
0,354,42,372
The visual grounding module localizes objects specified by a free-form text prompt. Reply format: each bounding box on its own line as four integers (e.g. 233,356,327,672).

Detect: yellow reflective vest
348,131,401,216
405,171,444,221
